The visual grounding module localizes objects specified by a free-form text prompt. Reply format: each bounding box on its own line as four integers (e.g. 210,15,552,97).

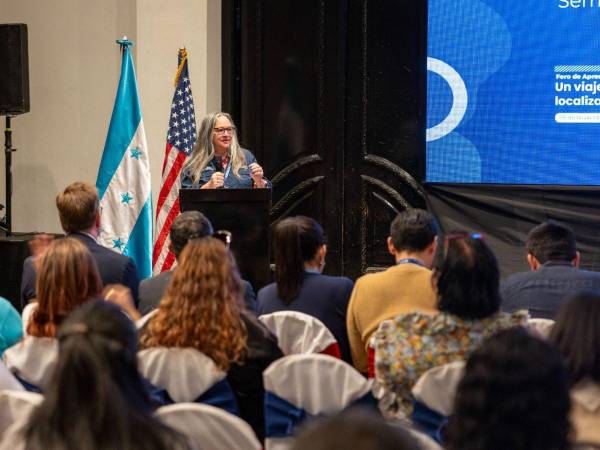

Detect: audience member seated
291,409,435,450
374,232,528,418
139,211,257,315
346,209,439,373
445,328,570,450
0,298,22,356
549,291,600,448
4,238,102,391
20,181,139,308
257,216,353,362
501,221,600,319
139,238,282,441
0,300,189,450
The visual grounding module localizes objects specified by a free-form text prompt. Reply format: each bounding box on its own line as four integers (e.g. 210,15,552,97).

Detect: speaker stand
2,116,15,235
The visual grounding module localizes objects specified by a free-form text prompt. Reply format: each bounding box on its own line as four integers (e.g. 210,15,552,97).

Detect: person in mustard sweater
346,209,439,374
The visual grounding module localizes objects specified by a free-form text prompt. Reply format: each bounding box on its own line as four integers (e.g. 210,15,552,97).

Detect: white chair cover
20,303,36,336
406,426,444,450
0,390,43,440
264,353,372,415
258,311,338,355
263,353,374,450
138,347,226,403
3,336,58,390
156,403,261,450
411,360,465,417
0,362,24,392
528,318,555,338
136,309,157,330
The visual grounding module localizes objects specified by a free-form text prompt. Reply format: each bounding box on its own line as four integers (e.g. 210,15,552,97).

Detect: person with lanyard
181,112,271,189
346,209,439,374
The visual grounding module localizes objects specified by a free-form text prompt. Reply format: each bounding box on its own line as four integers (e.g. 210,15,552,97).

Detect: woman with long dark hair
549,291,600,447
373,232,528,418
257,216,354,362
0,300,189,450
140,237,282,441
446,327,570,450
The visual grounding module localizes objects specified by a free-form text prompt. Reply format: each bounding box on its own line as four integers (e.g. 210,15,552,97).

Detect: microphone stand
3,116,15,235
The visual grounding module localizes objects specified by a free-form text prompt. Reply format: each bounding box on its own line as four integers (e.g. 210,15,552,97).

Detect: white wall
1,0,221,233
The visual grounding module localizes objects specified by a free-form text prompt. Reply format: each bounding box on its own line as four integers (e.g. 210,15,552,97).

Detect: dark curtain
425,183,600,279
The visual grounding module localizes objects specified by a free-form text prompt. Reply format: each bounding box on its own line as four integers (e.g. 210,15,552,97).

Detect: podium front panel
179,188,271,290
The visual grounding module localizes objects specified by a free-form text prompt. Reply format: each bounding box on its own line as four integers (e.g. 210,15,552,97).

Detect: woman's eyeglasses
213,127,235,135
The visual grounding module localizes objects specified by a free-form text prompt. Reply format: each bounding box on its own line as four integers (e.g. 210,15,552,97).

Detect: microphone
214,156,224,173
212,156,226,189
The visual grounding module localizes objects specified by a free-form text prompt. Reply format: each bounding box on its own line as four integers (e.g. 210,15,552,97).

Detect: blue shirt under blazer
257,271,354,363
181,148,271,189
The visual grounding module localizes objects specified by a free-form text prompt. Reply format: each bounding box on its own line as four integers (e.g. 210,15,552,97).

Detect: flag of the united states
152,49,196,274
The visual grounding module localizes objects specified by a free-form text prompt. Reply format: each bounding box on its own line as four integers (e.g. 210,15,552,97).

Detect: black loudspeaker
0,234,33,312
0,24,30,116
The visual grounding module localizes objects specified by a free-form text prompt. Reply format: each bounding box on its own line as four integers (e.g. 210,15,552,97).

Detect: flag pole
152,48,198,274
174,47,188,87
96,35,153,279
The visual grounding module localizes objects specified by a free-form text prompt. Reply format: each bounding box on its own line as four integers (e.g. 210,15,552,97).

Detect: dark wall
222,0,427,279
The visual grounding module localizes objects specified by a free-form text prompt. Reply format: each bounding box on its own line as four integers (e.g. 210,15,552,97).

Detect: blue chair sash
264,390,378,438
14,374,42,393
197,378,240,415
144,377,239,416
411,399,448,444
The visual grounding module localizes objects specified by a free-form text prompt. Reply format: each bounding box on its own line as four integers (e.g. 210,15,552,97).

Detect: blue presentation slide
426,0,600,184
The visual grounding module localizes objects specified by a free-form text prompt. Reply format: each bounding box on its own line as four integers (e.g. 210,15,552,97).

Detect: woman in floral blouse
373,232,528,419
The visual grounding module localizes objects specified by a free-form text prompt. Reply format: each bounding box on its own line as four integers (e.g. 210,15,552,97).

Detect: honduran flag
96,38,152,279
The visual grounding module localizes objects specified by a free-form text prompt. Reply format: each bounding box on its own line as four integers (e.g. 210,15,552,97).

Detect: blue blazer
21,232,140,308
138,269,258,316
257,272,354,363
181,148,271,189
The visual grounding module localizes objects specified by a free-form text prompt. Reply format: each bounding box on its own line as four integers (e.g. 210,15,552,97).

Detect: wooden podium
179,188,272,290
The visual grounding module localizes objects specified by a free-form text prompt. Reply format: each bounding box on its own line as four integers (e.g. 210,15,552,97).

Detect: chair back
3,336,58,391
0,390,43,440
258,311,340,357
407,426,444,450
156,403,261,450
411,360,465,444
412,360,465,417
0,361,24,392
367,333,377,379
263,353,375,450
20,303,36,336
138,347,238,414
528,318,555,338
136,309,158,330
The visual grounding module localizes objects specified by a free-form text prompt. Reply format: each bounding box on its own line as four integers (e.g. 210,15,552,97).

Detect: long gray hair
183,112,247,186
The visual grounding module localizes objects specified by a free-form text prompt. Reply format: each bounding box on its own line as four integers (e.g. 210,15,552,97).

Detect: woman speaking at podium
181,112,270,189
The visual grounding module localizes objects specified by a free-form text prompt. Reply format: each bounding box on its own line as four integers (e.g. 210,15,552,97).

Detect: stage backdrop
222,0,427,279
427,0,600,186
426,184,600,279
425,0,600,280
222,0,600,280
